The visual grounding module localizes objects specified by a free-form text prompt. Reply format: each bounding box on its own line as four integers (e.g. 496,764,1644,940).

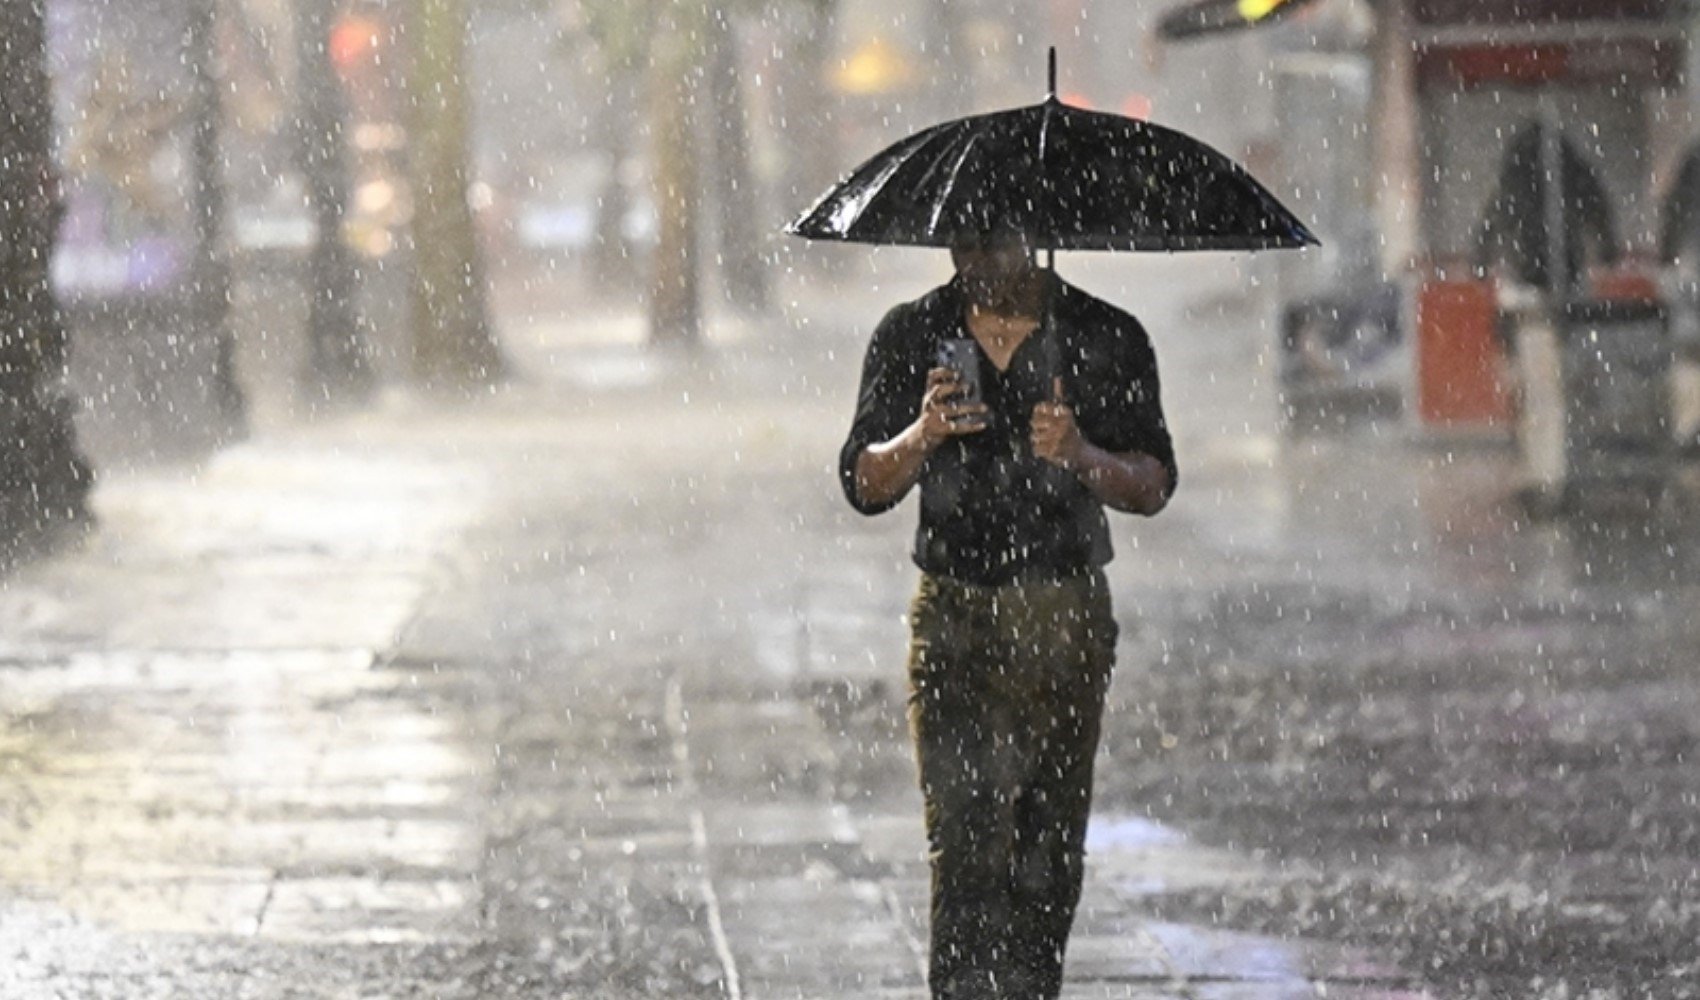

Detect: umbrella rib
792,122,950,235
1038,99,1055,247
925,132,983,240
832,123,968,237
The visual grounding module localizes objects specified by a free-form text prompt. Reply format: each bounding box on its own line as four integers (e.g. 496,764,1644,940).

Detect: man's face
950,229,1035,295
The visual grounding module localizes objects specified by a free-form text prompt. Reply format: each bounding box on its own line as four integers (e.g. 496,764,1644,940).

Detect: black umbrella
786,50,1317,253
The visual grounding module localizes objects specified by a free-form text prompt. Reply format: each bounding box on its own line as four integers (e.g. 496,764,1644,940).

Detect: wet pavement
2,253,1694,997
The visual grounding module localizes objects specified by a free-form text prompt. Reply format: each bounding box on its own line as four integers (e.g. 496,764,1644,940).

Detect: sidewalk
0,254,1543,997
0,410,496,996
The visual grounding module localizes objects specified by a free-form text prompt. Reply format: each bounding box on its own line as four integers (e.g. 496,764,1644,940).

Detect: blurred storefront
1156,0,1697,503
1168,0,1690,454
1385,0,1687,515
48,0,196,305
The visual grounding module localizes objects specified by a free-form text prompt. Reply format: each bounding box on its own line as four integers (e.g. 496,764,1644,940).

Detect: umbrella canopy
787,76,1317,252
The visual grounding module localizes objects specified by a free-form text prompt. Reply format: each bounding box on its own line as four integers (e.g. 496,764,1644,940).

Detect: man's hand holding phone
919,367,989,448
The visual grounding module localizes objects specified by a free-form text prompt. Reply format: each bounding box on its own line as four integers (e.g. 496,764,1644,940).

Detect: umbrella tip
1047,46,1057,98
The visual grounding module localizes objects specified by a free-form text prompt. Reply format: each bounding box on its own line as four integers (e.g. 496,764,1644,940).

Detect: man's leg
1004,573,1117,999
907,575,1024,999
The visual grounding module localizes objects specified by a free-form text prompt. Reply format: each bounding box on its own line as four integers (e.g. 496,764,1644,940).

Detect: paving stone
720,876,920,995
1300,942,1410,984
1070,897,1150,939
314,741,477,783
1189,982,1320,999
44,860,275,884
545,795,696,841
258,876,475,943
70,859,275,885
1085,813,1267,898
1307,987,1439,999
0,563,428,653
34,880,271,935
229,817,472,873
1063,929,1175,982
702,800,859,848
1060,986,1186,1000
688,699,841,798
1142,920,1316,982
852,811,929,870
232,778,467,813
564,831,698,863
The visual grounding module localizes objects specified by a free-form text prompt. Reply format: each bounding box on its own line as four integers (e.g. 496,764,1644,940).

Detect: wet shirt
839,276,1177,586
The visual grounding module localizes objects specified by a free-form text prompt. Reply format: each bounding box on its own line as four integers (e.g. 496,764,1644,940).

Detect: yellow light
1237,0,1285,22
832,37,918,96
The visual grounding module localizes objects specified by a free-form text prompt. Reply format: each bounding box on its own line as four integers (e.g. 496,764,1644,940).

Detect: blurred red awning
1415,37,1682,88
1410,0,1673,24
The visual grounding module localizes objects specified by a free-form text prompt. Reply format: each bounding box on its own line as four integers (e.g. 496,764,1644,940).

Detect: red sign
1416,38,1682,88
1411,0,1672,25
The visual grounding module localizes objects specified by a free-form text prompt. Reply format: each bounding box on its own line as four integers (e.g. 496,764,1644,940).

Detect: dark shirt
839,275,1177,586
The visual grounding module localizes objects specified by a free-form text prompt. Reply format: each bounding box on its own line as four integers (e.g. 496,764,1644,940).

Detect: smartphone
936,338,982,412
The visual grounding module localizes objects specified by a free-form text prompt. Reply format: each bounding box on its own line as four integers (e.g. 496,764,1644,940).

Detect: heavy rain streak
2,0,1699,998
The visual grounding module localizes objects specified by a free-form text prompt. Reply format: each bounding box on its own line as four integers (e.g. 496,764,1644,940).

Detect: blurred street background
3,0,1700,997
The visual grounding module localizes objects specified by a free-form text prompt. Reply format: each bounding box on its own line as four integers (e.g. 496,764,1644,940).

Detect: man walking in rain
839,223,1177,1000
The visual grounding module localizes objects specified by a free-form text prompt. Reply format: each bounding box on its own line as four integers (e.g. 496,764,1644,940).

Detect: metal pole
1538,93,1569,300
1531,93,1572,504
1042,49,1064,416
1043,48,1058,363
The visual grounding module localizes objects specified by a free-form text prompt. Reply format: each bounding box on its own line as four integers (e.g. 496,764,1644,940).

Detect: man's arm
852,368,987,509
1031,376,1172,515
853,427,931,510
1067,445,1173,515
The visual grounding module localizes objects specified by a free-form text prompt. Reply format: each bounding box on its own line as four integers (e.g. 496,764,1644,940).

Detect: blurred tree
562,0,785,341
588,82,639,292
706,6,770,315
0,0,94,558
297,0,375,403
188,0,250,439
405,0,506,386
559,0,648,293
776,0,840,232
646,0,706,347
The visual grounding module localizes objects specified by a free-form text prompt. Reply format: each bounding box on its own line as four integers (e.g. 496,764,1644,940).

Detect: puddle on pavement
1070,814,1423,992
1086,814,1191,852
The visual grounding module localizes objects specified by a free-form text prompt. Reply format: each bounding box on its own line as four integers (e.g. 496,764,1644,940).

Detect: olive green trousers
905,569,1117,1000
